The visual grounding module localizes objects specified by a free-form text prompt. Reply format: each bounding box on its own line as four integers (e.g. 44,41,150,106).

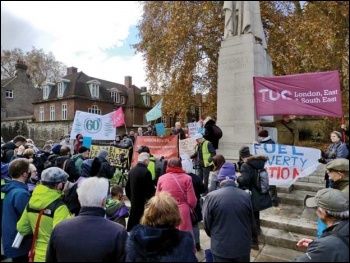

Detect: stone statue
223,1,267,49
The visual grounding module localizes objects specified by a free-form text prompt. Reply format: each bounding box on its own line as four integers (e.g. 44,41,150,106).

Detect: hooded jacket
17,184,72,262
1,142,17,163
55,156,80,182
1,180,32,258
237,155,272,211
126,224,198,262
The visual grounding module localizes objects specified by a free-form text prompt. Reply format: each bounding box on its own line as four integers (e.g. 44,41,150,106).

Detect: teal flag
146,98,163,122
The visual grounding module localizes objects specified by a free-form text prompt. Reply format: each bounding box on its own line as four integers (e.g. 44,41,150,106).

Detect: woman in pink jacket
156,157,197,236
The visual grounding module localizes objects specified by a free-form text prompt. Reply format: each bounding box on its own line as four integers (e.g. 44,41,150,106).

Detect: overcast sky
1,1,149,87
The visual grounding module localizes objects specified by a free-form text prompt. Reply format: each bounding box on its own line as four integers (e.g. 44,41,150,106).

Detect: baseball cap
41,167,69,184
326,158,349,172
305,188,349,212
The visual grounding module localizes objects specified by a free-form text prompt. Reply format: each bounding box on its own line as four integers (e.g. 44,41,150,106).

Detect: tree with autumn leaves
134,1,349,133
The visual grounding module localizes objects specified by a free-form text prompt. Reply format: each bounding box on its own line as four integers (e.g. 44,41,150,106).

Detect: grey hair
319,207,349,220
77,177,108,208
138,152,150,163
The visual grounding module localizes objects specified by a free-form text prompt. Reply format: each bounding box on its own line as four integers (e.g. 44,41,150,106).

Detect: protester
237,146,272,250
257,115,299,146
256,130,278,207
73,133,83,154
59,134,74,155
43,144,62,169
96,149,115,179
208,154,226,192
181,155,206,251
1,135,27,163
26,163,39,193
190,133,216,195
136,127,144,136
341,124,349,136
203,116,222,150
55,145,79,182
1,159,32,262
125,152,155,232
156,157,197,237
137,145,159,186
128,129,136,144
126,192,198,262
294,188,349,262
319,131,349,188
72,145,90,175
110,135,122,147
171,121,187,140
46,177,128,262
203,162,255,262
17,167,72,262
106,185,129,227
143,124,157,136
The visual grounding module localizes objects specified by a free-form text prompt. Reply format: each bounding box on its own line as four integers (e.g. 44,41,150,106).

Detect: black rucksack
63,183,80,215
213,124,223,140
254,168,269,194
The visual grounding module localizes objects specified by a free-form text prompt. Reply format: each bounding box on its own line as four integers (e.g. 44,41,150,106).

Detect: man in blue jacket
1,158,32,262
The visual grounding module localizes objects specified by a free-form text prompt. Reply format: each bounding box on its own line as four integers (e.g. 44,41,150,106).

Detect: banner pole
341,117,346,143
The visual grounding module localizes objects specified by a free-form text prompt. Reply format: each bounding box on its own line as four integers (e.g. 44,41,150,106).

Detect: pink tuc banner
253,70,343,117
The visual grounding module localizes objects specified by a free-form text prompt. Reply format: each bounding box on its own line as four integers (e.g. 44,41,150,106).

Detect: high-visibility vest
197,140,213,167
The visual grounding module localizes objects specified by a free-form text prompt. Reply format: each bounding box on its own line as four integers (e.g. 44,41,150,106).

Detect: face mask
65,138,70,142
79,139,83,142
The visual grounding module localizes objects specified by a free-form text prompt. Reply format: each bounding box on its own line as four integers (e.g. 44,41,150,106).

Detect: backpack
254,168,269,194
213,124,223,140
63,183,80,215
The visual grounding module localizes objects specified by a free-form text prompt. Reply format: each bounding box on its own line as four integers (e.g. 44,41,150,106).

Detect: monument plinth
217,33,273,161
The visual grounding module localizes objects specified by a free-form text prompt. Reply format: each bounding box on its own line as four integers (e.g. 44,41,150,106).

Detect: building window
110,91,121,103
161,116,167,127
87,80,100,98
6,90,13,98
43,83,54,100
50,105,55,121
39,107,44,121
142,94,150,106
88,105,101,115
57,82,66,98
121,96,125,104
62,104,67,120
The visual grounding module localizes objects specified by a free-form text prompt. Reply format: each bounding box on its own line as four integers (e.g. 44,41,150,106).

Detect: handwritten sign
89,145,130,169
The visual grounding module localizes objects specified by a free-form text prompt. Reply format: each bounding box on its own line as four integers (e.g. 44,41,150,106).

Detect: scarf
166,166,185,174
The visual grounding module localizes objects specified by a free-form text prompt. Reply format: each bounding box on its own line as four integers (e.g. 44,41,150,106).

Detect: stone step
259,226,315,252
278,189,318,206
260,204,317,236
254,244,304,262
296,174,325,184
292,181,324,192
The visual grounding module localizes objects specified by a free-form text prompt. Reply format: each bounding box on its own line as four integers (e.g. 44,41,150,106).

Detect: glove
318,158,326,164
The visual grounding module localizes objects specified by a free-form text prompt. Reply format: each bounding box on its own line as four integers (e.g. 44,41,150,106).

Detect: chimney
15,59,28,71
141,87,147,92
125,76,132,89
67,66,78,75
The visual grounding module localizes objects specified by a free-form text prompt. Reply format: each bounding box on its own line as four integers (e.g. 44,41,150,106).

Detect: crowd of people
1,117,349,262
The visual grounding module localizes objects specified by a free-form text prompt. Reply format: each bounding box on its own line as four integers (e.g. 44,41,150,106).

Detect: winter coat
98,156,115,179
126,224,198,262
260,136,276,144
293,220,349,262
125,162,155,232
202,180,254,259
1,141,17,163
188,172,206,223
71,154,84,174
208,170,220,192
156,170,197,234
55,156,80,182
171,128,187,140
106,199,129,227
204,119,220,149
260,120,299,145
46,207,128,262
1,180,32,258
17,184,72,262
323,141,349,163
237,155,272,211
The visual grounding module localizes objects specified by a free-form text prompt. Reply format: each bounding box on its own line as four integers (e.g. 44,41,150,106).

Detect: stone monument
217,1,275,161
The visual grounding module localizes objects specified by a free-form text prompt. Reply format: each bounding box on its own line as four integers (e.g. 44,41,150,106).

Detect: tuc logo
84,118,102,133
259,88,293,101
